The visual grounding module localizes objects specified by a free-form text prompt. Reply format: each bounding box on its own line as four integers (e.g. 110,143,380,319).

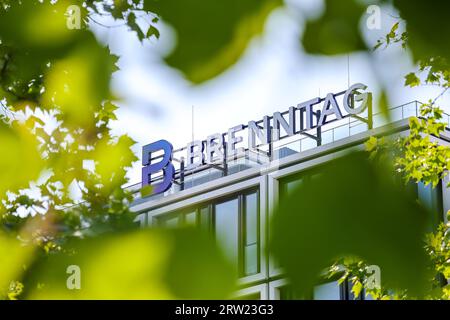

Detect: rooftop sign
142,83,372,195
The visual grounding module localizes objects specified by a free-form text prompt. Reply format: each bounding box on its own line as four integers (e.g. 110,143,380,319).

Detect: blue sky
91,0,450,185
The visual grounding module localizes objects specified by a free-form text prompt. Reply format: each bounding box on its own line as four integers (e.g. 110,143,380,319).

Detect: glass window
200,206,211,231
278,285,306,300
418,181,443,229
280,168,323,199
163,215,179,228
444,180,450,223
284,178,303,196
313,281,341,300
215,197,239,271
157,189,260,278
418,182,436,211
244,192,259,276
279,286,295,300
184,211,197,226
237,293,261,300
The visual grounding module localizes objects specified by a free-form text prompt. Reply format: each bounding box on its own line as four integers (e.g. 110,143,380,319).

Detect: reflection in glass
244,244,258,275
200,206,211,231
164,216,179,228
314,282,340,300
244,192,258,275
215,198,239,270
185,211,197,225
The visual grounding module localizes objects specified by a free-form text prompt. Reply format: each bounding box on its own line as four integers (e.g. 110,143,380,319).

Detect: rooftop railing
129,101,450,200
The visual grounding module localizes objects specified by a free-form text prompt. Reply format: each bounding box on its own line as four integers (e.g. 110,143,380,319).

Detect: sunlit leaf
92,135,137,189
0,0,89,102
405,72,421,87
0,122,44,195
25,228,237,299
0,232,33,295
41,35,118,130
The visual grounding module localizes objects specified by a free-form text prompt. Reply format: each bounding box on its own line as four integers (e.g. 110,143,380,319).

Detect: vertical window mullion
239,194,245,277
243,190,260,277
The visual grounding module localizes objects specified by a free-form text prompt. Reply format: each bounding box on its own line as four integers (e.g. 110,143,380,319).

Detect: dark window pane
418,182,434,211
244,244,258,275
185,211,197,226
313,282,340,300
164,216,179,228
285,179,302,196
418,181,443,229
245,193,258,245
200,206,211,230
443,177,450,223
237,293,260,300
215,198,239,269
279,286,295,300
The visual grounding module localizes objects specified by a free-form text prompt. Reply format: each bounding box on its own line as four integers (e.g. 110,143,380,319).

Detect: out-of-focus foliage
332,214,450,300
361,103,450,299
425,220,450,299
374,21,407,51
396,104,450,188
0,233,34,298
0,0,142,299
393,0,450,63
0,0,260,300
302,0,367,55
144,0,282,83
1,0,450,301
327,258,398,300
367,103,450,189
23,228,236,299
382,20,450,90
271,151,430,298
0,122,43,196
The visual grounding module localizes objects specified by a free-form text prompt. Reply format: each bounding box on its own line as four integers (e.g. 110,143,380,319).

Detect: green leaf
405,72,421,87
146,25,160,39
301,0,367,55
378,89,391,120
127,12,145,42
0,0,90,102
144,0,282,83
140,185,153,198
24,228,237,299
388,22,400,38
365,136,379,153
393,0,450,61
270,152,430,298
0,122,44,195
352,280,363,298
0,232,34,296
41,35,117,130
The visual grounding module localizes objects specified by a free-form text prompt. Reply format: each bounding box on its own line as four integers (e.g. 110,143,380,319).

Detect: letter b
142,140,175,195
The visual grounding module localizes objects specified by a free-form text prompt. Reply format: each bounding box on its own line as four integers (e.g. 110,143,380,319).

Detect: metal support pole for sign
222,142,228,177
268,140,273,161
367,93,373,129
316,110,322,146
180,157,185,191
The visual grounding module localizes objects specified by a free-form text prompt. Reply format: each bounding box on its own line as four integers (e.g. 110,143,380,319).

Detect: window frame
267,149,354,278
142,176,267,286
234,284,268,300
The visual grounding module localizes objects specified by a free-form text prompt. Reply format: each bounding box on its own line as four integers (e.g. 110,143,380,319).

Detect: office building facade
128,100,450,300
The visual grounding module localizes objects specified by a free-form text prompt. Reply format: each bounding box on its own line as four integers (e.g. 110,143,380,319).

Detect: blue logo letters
142,140,174,195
